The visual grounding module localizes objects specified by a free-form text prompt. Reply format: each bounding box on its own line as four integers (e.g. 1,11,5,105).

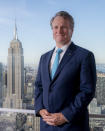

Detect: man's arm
35,56,56,119
35,56,68,125
35,56,45,116
61,51,97,123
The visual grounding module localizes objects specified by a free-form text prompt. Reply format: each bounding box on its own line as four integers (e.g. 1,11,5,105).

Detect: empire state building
3,23,24,109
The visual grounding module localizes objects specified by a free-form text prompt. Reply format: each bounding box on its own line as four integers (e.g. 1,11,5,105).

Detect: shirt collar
55,41,71,53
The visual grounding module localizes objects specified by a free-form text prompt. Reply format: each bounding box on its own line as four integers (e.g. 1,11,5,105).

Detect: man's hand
43,112,68,126
39,109,51,118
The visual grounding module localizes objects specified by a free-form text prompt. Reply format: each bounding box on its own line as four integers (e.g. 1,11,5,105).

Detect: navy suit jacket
35,42,97,131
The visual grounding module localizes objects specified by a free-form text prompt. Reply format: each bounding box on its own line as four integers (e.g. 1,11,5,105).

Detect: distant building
2,70,7,99
88,98,101,114
0,63,3,107
3,23,24,109
96,73,105,105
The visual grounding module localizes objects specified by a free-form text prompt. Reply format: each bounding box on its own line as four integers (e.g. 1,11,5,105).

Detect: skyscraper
3,23,24,109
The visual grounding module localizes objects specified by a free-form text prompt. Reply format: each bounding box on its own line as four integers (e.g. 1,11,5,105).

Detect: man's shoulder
43,50,53,56
75,43,93,56
72,43,95,61
41,48,54,58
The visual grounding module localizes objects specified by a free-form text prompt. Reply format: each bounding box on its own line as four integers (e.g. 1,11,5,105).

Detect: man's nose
58,27,63,34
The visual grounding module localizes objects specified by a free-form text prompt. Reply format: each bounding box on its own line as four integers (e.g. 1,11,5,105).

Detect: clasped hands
39,109,68,126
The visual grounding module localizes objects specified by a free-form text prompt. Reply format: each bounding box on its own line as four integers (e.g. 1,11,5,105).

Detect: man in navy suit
35,11,96,131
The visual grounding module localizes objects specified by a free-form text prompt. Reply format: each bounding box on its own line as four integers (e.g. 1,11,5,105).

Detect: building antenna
14,18,18,40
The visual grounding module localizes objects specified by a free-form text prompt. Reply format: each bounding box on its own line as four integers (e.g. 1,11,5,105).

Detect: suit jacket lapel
46,48,55,83
51,42,77,84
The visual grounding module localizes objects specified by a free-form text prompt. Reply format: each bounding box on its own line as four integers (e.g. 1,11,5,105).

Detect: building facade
3,24,24,109
0,63,3,107
96,73,105,105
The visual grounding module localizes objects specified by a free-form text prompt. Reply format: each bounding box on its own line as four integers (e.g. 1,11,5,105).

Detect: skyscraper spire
14,20,18,40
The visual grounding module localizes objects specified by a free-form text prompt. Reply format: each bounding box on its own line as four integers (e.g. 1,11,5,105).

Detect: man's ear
69,29,73,37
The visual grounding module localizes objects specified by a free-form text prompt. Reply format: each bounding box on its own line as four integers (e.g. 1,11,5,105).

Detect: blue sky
0,0,105,65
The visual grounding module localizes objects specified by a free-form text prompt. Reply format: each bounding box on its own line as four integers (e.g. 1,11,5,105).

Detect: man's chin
56,41,68,47
57,41,67,45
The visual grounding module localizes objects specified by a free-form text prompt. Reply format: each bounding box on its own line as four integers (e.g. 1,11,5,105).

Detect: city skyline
0,0,105,65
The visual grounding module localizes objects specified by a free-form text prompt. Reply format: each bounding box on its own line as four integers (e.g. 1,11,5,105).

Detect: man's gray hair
50,11,74,30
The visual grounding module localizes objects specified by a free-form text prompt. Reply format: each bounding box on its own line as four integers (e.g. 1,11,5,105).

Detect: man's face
52,16,73,47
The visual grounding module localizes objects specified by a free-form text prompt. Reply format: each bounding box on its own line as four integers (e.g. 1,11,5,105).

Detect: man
35,11,96,131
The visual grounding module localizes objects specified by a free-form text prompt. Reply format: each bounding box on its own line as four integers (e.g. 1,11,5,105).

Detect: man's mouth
56,34,64,36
